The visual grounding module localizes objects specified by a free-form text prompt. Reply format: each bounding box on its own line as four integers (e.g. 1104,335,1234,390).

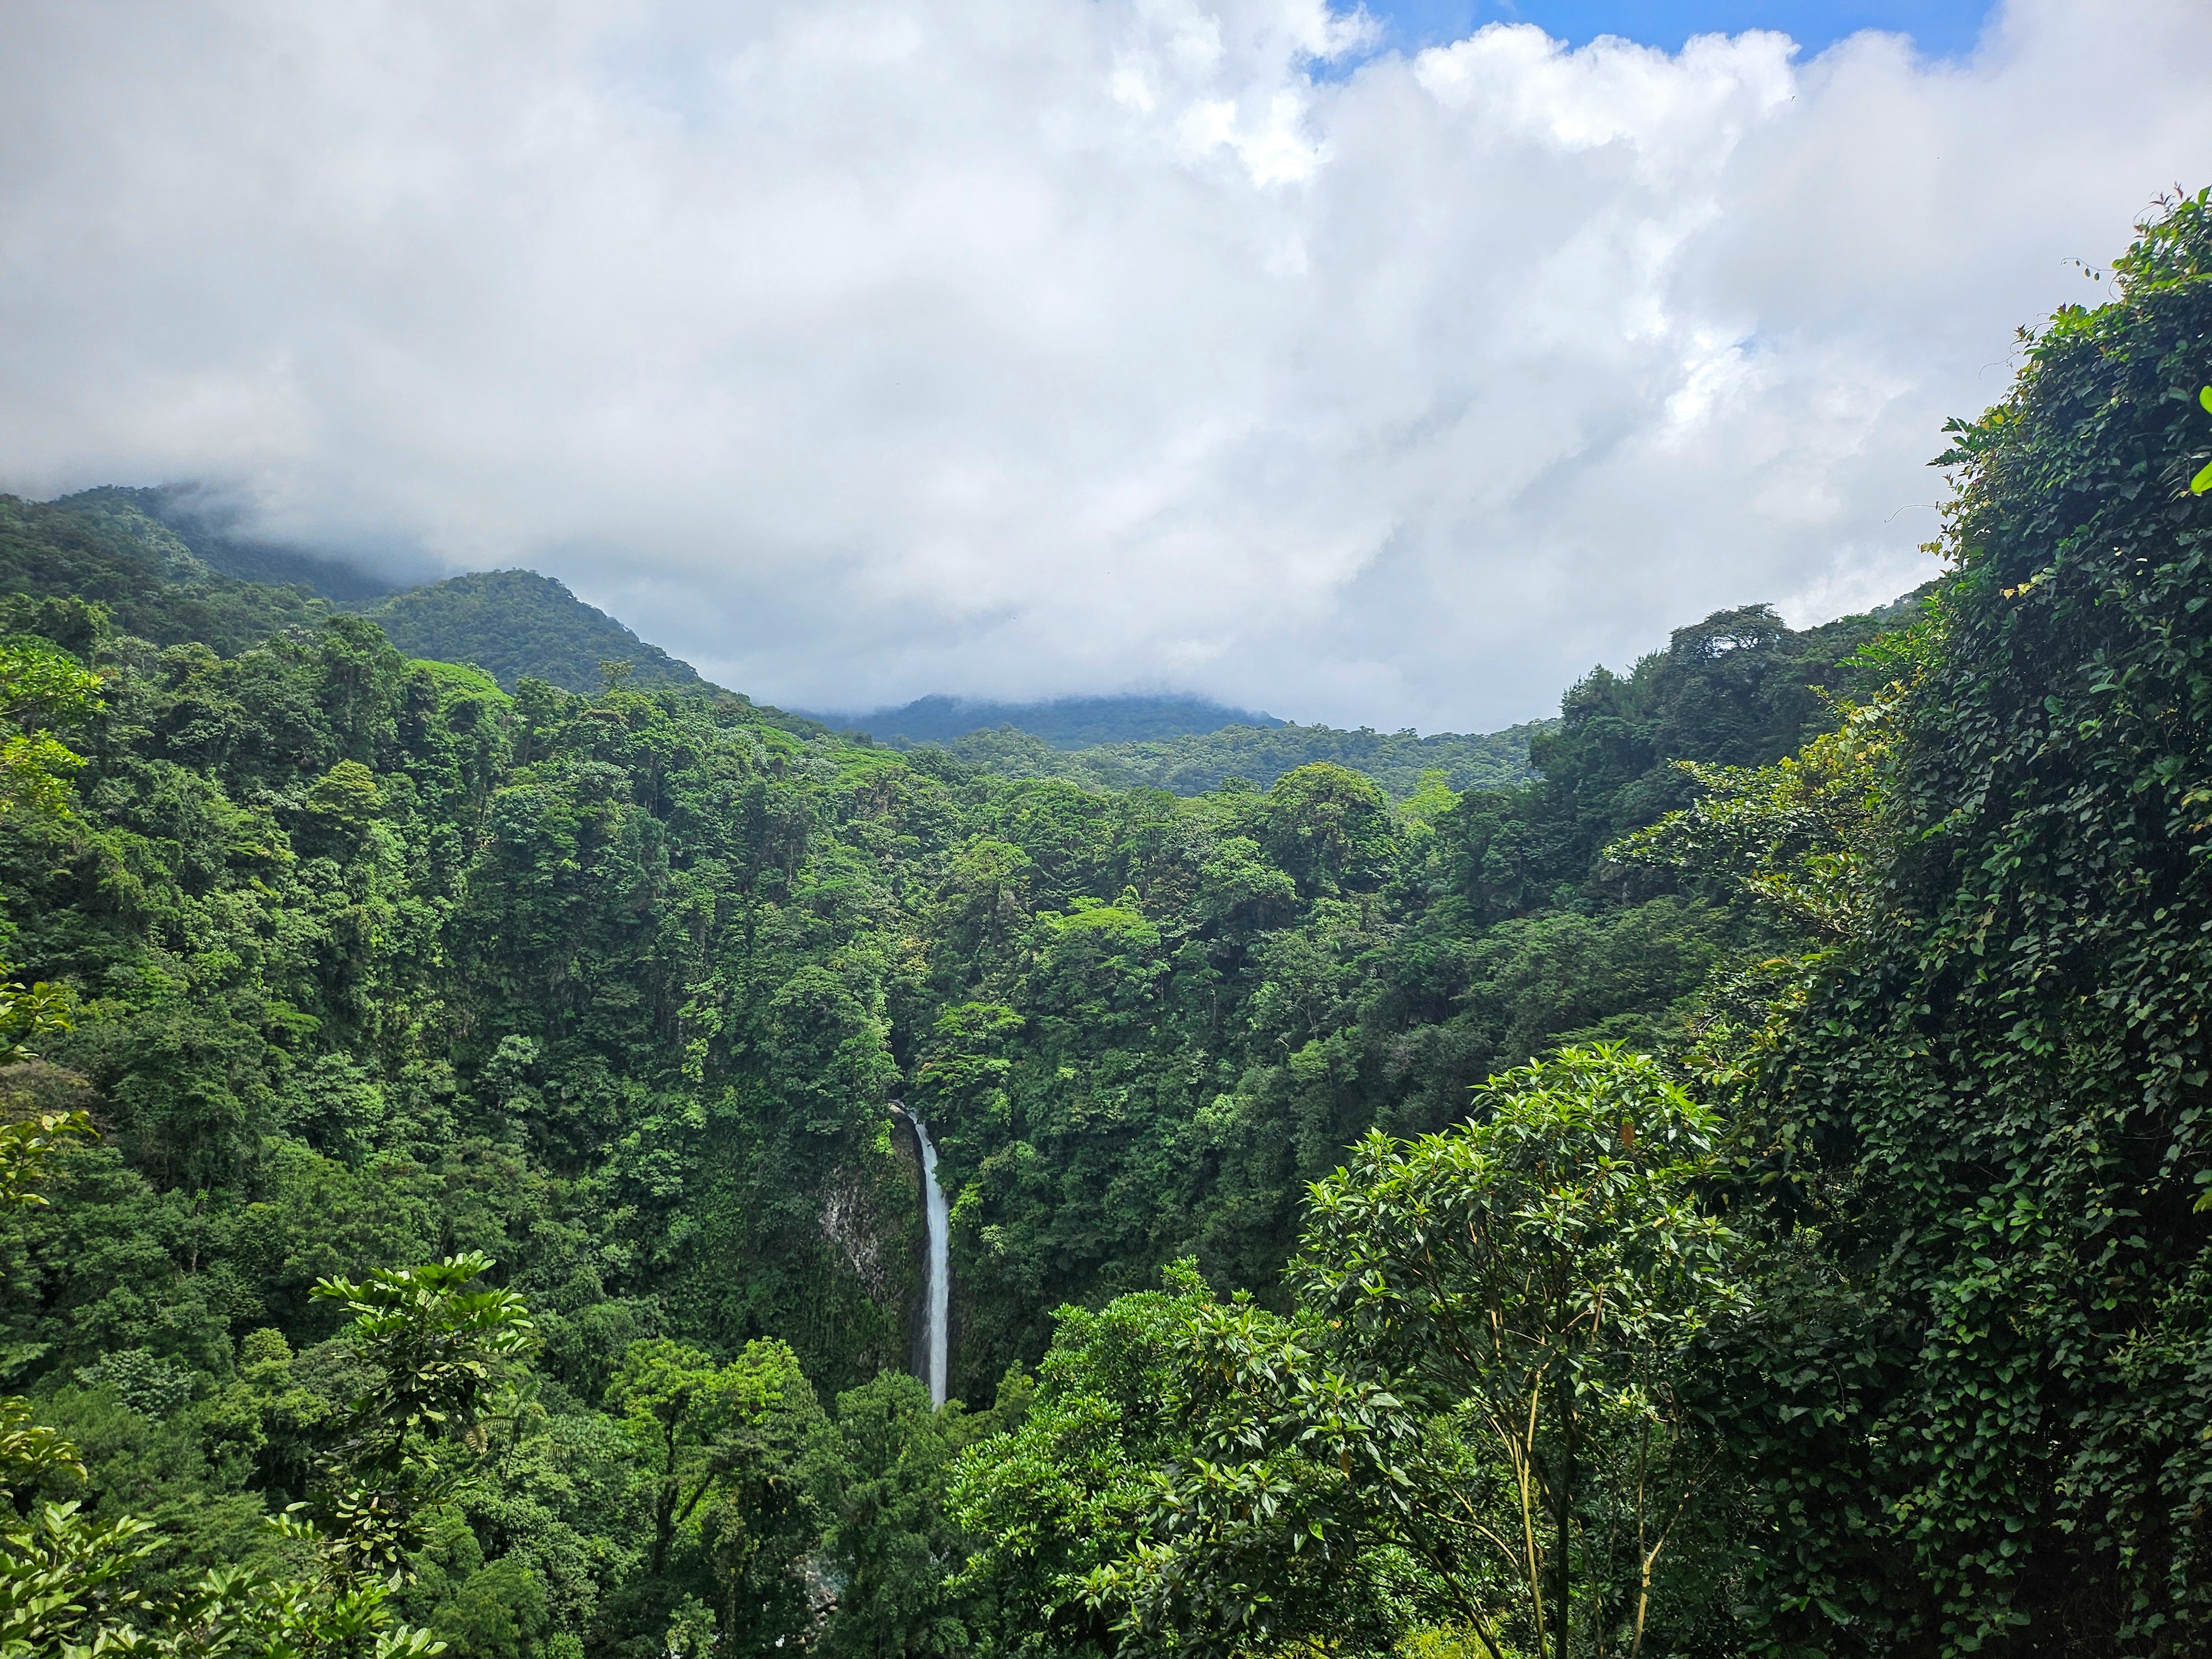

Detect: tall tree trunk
1555,1369,1574,1659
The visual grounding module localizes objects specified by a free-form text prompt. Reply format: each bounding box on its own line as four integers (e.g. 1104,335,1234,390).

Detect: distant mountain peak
820,692,1282,750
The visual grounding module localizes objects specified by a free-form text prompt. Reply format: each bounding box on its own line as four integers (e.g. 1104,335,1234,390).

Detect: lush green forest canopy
0,188,2207,1658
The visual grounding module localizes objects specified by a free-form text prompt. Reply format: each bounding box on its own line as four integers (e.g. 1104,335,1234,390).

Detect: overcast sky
2,1,2207,729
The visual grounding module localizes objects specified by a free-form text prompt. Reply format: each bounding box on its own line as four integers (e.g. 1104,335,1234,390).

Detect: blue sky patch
1354,0,1995,59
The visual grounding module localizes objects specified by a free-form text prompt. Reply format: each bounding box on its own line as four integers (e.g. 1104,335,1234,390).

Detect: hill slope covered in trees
925,713,1552,798
830,692,1284,748
60,484,415,602
2,494,718,701
350,568,712,695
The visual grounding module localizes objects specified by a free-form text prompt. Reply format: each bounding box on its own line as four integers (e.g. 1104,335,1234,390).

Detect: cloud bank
1,0,2207,728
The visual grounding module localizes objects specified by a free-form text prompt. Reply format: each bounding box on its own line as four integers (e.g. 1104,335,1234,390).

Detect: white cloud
0,0,2205,728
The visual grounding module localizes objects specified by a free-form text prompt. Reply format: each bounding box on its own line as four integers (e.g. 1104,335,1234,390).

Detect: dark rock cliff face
813,1128,928,1386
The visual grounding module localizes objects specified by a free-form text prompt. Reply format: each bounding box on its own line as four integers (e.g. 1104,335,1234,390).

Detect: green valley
0,188,2208,1659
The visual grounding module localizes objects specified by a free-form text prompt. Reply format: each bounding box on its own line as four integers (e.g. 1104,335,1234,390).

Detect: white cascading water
912,1113,951,1407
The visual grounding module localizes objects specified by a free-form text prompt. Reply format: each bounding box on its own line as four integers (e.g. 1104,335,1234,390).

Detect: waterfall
917,1116,950,1407
895,1103,952,1407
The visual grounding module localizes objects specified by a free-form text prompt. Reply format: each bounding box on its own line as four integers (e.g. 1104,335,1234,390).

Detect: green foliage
950,1271,1217,1658
0,637,103,827
0,1495,160,1656
310,1254,536,1583
2190,384,2212,494
0,494,336,656
1623,186,2212,1656
1048,1050,1744,1659
1292,1047,1744,1659
810,1373,967,1659
1608,701,1892,940
0,1068,443,1659
603,1333,819,1620
0,1112,90,1206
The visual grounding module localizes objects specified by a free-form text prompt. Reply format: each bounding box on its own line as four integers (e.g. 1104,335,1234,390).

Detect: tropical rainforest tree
1627,186,2212,1656
1057,1048,1743,1659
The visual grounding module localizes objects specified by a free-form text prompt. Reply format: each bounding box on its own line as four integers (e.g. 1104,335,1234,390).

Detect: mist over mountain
7,3,2204,730
61,484,418,603
18,486,1540,775
8,490,717,699
8,483,1911,811
2,489,335,654
820,692,1546,799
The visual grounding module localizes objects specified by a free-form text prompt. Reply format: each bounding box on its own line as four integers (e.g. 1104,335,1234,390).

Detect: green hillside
835,692,1284,748
350,568,708,693
0,491,334,652
0,531,1923,1652
60,484,409,602
930,714,1552,798
3,492,713,698
0,483,1921,1652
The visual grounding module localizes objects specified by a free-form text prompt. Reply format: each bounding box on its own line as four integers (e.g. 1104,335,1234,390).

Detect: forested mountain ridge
60,484,411,602
3,189,2205,1659
349,568,713,696
823,695,1550,801
830,614,1933,802
0,486,1798,799
0,491,336,655
827,693,1284,749
5,489,794,709
911,713,1553,799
